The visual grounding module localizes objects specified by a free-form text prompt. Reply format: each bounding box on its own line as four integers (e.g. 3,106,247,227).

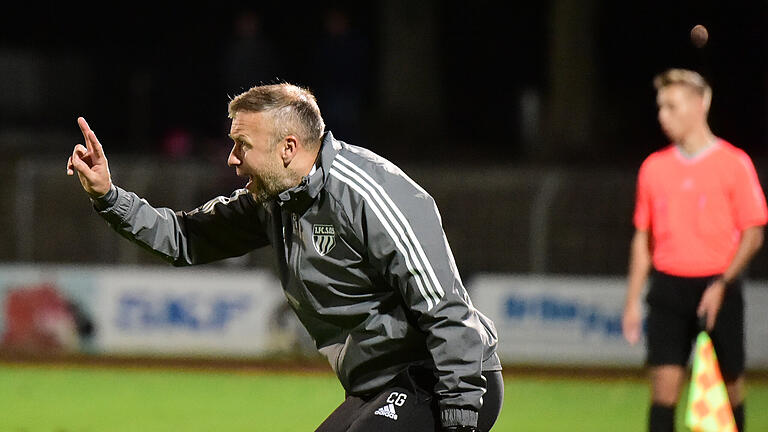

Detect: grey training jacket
93,132,501,428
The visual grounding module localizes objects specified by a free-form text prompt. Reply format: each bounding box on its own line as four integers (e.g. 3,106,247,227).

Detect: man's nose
227,145,240,167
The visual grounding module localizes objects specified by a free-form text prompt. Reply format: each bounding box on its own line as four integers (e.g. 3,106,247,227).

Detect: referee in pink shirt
623,69,768,432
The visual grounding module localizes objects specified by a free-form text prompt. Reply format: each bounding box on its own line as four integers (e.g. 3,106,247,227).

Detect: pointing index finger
77,116,105,160
77,117,92,151
88,130,105,160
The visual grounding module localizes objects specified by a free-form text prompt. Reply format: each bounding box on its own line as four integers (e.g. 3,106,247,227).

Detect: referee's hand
622,301,642,345
66,117,113,198
697,278,726,331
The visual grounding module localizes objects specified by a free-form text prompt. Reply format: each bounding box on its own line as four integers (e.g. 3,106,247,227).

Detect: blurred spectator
222,10,282,96
311,7,370,144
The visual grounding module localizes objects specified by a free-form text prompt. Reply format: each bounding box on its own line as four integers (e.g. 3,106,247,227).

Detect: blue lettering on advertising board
504,294,626,338
115,292,251,332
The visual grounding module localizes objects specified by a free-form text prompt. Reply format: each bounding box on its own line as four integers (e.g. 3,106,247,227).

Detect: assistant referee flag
685,331,737,432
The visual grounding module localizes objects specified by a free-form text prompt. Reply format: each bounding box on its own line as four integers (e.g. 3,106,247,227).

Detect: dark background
1,1,768,277
1,1,765,167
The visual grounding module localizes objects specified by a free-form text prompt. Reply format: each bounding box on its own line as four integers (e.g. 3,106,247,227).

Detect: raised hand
66,117,112,197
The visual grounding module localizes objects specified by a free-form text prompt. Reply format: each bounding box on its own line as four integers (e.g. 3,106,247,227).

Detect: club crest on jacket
312,224,336,256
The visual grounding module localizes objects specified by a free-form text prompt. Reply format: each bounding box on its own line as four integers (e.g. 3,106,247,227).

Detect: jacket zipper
292,213,302,282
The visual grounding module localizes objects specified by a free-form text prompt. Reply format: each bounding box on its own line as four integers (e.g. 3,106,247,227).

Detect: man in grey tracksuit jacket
68,83,502,432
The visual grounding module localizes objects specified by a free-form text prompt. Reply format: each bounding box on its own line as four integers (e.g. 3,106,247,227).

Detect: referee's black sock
649,403,675,432
732,403,744,432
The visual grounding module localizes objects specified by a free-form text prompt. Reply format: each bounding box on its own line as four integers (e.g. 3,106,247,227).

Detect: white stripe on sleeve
329,166,441,309
336,156,445,297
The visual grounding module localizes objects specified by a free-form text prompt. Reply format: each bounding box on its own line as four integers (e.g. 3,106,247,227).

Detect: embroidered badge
312,224,336,256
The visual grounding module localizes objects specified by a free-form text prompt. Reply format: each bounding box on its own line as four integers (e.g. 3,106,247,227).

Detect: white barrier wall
0,265,290,357
468,274,768,369
2,265,767,369
92,268,286,356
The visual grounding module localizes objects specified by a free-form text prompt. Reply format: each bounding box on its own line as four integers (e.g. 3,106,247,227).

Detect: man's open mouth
237,170,254,189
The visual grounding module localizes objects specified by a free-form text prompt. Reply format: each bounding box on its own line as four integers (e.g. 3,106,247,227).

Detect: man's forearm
94,185,193,265
626,230,652,305
720,226,764,283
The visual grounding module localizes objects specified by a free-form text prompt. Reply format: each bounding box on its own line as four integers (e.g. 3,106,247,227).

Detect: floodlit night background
1,2,767,430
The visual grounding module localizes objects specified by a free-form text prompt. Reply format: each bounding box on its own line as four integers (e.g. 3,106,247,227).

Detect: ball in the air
690,24,708,48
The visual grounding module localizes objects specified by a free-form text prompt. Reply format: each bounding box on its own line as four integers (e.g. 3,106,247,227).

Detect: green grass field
1,364,766,431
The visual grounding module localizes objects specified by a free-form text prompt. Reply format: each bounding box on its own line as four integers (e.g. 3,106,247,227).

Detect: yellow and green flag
685,331,737,432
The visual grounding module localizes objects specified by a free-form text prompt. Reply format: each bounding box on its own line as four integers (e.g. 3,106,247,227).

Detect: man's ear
702,90,712,114
280,135,299,166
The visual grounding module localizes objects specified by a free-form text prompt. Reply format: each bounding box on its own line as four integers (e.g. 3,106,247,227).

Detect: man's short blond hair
228,83,326,149
653,68,712,107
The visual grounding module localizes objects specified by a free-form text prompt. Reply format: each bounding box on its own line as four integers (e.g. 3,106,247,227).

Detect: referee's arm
625,160,653,345
623,229,651,345
718,226,764,286
698,225,764,330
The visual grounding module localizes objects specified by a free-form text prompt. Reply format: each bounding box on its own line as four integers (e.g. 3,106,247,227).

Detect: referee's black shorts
315,365,503,432
645,270,745,380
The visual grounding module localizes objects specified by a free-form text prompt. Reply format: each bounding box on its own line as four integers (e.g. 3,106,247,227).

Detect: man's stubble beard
249,160,302,204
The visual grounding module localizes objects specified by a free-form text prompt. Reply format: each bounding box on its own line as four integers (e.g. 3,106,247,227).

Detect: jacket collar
276,131,342,213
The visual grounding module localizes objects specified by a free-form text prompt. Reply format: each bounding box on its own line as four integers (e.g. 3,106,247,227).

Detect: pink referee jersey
634,139,768,277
